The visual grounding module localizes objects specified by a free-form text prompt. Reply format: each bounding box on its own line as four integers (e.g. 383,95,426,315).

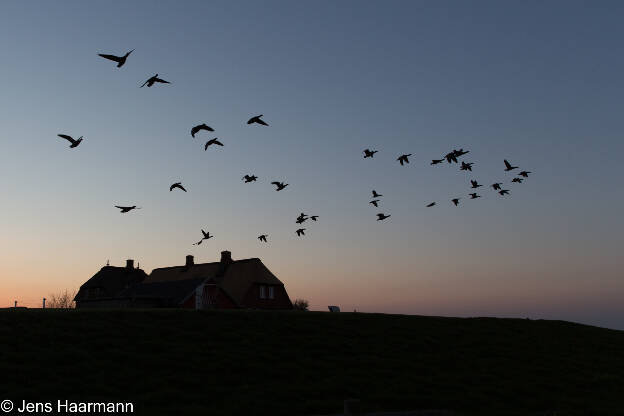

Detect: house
74,260,148,308
74,251,293,310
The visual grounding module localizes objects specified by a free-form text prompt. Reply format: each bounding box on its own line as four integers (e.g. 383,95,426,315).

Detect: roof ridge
151,258,260,271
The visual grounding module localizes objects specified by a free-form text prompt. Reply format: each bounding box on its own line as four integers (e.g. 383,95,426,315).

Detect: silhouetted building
74,251,293,310
74,259,148,308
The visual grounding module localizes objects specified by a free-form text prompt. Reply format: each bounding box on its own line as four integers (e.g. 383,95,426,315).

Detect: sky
1,0,623,329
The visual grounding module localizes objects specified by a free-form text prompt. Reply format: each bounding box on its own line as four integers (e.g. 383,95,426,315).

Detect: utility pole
43,298,46,309
14,300,17,308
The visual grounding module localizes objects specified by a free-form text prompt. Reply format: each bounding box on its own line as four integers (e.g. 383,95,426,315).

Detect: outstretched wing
98,53,122,63
57,134,75,144
140,79,149,88
504,159,512,169
271,181,280,186
212,140,223,146
256,118,268,126
154,78,170,84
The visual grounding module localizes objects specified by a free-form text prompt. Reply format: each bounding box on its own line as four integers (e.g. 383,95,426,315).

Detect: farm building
74,251,293,310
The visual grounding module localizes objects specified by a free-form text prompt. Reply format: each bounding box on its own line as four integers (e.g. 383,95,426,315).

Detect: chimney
220,250,232,264
126,259,134,269
186,255,194,267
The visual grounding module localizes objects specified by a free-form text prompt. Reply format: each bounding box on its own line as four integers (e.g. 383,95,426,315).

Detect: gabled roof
216,259,284,306
147,262,221,283
117,277,206,306
144,257,284,307
75,266,147,301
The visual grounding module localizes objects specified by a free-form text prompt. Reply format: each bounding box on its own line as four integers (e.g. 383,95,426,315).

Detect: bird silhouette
491,183,503,191
271,181,288,191
445,152,458,164
363,149,378,158
518,171,532,178
511,177,523,183
191,123,214,138
431,159,444,165
193,229,213,245
370,200,380,207
170,182,187,192
499,189,510,196
204,138,224,150
115,205,140,213
376,213,391,221
296,213,308,224
397,154,412,166
295,228,306,236
426,202,436,207
460,161,474,171
452,198,460,206
140,74,171,88
57,134,83,148
470,180,482,189
310,215,319,221
469,193,481,199
98,49,134,68
504,159,518,171
247,115,269,126
242,175,258,183
258,234,268,242
372,190,382,198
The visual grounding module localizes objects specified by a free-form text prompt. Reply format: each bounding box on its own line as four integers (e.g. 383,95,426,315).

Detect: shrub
47,289,77,309
292,299,309,311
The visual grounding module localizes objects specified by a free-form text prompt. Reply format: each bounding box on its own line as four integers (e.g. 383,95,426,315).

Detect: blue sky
1,0,623,329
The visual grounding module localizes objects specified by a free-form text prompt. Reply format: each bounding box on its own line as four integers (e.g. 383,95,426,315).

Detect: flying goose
115,205,140,213
57,134,83,148
140,74,171,88
191,123,214,138
247,115,269,126
170,182,187,192
98,49,134,68
271,181,288,191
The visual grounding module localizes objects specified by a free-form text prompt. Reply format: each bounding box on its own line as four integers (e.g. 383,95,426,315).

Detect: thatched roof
75,265,147,301
144,255,285,307
117,277,207,306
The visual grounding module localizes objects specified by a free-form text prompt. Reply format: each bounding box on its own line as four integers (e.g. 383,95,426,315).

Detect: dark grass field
1,310,623,416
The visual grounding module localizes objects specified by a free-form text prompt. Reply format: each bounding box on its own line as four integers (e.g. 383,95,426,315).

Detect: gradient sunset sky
1,0,622,329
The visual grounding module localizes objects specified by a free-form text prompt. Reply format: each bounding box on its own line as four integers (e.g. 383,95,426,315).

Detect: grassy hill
1,309,623,415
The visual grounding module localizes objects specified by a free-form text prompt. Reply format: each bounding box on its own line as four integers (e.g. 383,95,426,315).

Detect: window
259,285,266,299
268,286,275,299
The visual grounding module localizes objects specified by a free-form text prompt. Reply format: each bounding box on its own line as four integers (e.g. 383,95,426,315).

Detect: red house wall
204,285,238,309
178,286,238,309
179,284,290,309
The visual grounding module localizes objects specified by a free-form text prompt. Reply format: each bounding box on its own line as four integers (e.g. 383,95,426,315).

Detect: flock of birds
361,147,532,218
56,49,532,245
